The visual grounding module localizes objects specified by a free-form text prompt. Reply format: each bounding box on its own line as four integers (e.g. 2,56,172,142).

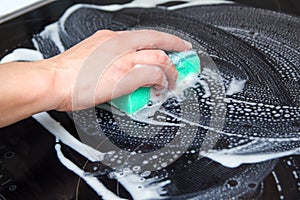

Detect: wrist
30,59,61,112
39,56,75,112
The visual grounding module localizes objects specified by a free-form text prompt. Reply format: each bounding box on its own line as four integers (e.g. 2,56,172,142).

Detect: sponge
109,50,201,114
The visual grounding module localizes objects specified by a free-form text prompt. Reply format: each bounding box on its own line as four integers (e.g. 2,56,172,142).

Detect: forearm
0,60,55,127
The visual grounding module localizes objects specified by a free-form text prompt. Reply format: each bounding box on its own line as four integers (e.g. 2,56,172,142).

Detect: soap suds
32,112,107,162
0,48,43,63
226,78,247,96
2,0,300,199
55,143,124,200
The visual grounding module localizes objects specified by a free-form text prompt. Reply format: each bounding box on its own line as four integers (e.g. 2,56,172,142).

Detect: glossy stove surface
1,1,300,200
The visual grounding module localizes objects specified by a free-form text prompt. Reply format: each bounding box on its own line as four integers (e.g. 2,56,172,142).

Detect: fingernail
184,40,193,49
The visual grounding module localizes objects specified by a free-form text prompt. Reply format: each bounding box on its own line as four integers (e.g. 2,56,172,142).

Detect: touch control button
4,152,15,159
8,185,17,192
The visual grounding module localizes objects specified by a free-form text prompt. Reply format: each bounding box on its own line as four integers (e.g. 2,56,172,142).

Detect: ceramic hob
1,1,300,199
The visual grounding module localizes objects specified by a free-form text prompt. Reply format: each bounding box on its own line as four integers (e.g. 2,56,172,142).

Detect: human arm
0,29,192,127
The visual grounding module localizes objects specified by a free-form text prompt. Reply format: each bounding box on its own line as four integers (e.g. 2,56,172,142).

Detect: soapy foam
53,5,300,198
3,38,300,198
202,147,300,168
55,143,124,200
2,0,300,199
32,112,106,162
112,169,170,199
39,23,65,52
0,48,43,63
132,73,200,122
226,78,247,96
59,0,231,23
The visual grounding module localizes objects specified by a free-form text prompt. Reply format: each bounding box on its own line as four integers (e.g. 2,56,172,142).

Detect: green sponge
109,50,201,114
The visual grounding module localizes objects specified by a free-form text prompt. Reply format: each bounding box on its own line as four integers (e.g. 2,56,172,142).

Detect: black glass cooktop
1,1,300,200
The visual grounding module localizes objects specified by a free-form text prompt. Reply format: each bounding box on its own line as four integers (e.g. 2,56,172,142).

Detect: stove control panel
0,145,17,200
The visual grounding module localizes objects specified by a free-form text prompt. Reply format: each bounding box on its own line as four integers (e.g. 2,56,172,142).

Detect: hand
45,30,192,111
0,29,192,127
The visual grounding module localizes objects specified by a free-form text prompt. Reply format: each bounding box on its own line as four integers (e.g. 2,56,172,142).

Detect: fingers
113,50,178,90
114,30,192,52
57,29,192,111
109,65,167,99
76,29,192,53
68,30,118,52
